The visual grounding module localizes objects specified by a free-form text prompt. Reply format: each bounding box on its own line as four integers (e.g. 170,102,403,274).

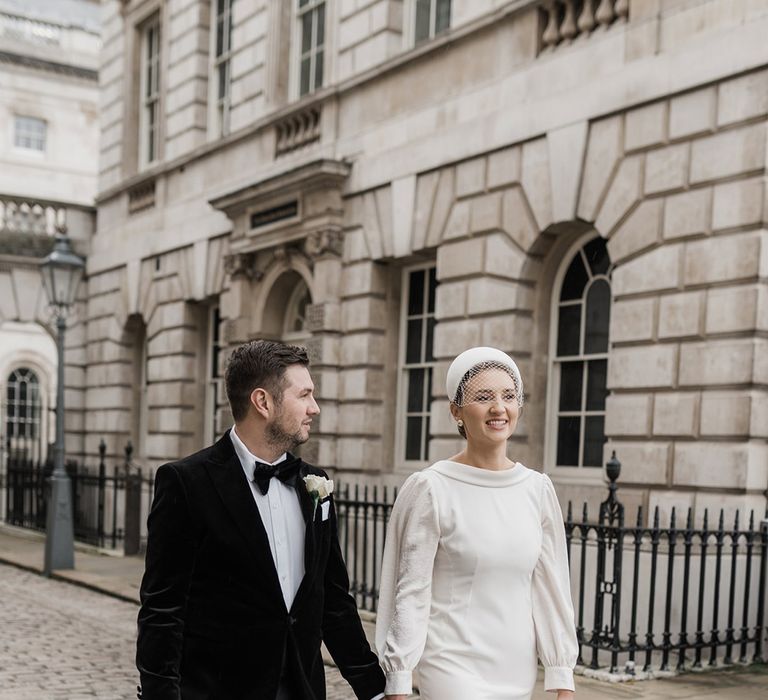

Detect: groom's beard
266,409,307,454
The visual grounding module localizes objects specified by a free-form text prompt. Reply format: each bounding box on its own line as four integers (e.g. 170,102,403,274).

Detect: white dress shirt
230,428,385,700
230,427,306,610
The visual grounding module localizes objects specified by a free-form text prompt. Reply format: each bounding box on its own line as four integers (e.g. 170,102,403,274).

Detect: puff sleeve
374,472,440,696
531,474,579,692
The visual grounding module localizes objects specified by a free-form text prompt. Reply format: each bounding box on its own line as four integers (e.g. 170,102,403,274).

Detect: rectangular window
14,116,46,152
414,0,451,44
399,266,438,464
213,0,234,136
297,0,325,97
139,15,161,166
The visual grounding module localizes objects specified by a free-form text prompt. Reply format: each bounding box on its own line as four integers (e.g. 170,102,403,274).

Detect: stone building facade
87,0,768,520
0,0,100,477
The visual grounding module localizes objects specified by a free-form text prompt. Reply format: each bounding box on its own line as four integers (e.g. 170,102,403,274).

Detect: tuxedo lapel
204,432,285,608
291,463,319,611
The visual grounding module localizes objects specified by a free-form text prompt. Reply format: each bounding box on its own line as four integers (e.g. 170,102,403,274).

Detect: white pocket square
321,500,330,521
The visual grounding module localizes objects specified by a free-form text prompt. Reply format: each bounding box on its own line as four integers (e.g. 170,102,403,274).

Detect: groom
136,340,385,700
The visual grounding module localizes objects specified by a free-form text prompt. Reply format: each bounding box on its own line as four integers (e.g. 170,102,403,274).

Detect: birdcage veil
446,347,524,408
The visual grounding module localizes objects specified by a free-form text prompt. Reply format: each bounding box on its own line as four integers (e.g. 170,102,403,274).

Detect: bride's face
453,368,520,444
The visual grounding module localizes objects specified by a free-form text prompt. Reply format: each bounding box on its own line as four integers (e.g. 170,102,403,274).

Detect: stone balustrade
274,104,322,158
0,196,67,237
0,11,61,46
540,0,629,50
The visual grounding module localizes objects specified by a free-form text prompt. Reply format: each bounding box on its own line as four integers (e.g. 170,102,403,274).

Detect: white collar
229,425,287,480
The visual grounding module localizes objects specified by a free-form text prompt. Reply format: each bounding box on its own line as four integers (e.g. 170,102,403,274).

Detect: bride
375,347,577,700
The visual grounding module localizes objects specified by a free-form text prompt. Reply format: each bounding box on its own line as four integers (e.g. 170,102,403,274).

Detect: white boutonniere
303,475,334,517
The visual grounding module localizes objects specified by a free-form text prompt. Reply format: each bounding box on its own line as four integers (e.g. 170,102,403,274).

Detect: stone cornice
0,49,98,81
208,159,351,219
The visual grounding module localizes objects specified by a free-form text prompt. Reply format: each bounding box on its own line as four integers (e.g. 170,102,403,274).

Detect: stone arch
252,256,315,339
0,337,57,462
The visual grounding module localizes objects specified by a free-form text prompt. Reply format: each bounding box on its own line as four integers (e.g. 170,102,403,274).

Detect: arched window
6,367,42,441
550,237,612,468
282,278,312,343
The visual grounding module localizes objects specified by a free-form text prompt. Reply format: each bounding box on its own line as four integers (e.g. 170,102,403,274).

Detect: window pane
415,0,431,42
556,416,580,467
584,416,605,467
314,49,324,90
435,0,451,33
584,279,611,354
14,116,46,151
216,15,224,56
316,3,325,47
299,57,311,96
560,254,589,301
583,237,610,276
406,319,423,364
586,359,607,411
427,267,437,313
423,416,431,460
298,0,310,6
407,368,425,412
408,269,425,315
556,304,581,357
406,417,423,460
559,361,583,412
218,61,228,99
425,317,435,362
301,11,312,53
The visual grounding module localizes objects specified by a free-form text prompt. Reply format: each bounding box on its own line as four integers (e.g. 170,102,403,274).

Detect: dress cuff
384,670,412,695
544,666,574,692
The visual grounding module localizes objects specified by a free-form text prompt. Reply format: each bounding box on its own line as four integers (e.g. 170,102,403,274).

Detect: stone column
304,228,344,469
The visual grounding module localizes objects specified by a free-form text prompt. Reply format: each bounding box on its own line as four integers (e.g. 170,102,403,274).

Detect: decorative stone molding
305,228,343,259
306,303,326,332
275,104,322,158
127,179,156,214
223,251,260,280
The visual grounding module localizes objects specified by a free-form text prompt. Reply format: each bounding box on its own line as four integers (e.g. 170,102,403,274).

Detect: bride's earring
457,420,463,427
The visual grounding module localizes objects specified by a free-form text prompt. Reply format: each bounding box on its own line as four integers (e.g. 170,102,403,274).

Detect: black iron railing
2,440,154,552
334,456,768,676
335,483,398,613
567,453,768,674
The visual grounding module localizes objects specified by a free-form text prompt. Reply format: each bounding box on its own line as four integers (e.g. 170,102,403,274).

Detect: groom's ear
250,388,271,419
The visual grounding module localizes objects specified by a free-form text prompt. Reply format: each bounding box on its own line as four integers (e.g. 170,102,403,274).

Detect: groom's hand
385,696,408,700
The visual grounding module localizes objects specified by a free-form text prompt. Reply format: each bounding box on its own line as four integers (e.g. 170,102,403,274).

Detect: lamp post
40,228,84,575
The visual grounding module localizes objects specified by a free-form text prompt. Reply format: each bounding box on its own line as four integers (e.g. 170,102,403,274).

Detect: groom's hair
225,340,309,421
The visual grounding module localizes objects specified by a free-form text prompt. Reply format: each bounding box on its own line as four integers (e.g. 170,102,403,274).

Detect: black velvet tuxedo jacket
136,431,385,700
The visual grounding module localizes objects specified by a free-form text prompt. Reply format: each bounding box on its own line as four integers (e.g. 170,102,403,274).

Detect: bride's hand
556,691,575,699
385,696,408,700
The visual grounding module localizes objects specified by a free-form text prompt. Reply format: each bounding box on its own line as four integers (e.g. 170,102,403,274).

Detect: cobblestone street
0,564,356,699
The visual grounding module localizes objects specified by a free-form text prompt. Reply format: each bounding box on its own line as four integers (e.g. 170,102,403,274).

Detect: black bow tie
252,454,301,495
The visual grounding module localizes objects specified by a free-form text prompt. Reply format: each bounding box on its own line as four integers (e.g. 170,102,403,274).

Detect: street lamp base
43,472,75,575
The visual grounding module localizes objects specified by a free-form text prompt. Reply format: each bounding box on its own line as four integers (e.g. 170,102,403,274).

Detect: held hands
384,696,407,700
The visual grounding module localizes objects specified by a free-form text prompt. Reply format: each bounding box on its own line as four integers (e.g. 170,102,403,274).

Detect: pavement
1,524,767,699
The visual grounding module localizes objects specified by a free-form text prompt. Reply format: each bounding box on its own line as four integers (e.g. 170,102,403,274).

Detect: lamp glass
40,235,84,309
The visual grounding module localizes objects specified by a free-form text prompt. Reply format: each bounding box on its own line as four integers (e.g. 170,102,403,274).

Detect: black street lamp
40,228,84,575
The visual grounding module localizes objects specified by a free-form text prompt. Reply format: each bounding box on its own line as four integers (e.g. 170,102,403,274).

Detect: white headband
446,347,523,404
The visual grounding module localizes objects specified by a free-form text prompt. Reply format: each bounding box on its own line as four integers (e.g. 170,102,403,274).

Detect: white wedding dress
375,460,578,700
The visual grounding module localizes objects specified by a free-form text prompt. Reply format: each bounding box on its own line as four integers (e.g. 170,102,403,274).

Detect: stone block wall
83,238,227,468
88,1,768,518
593,69,768,519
